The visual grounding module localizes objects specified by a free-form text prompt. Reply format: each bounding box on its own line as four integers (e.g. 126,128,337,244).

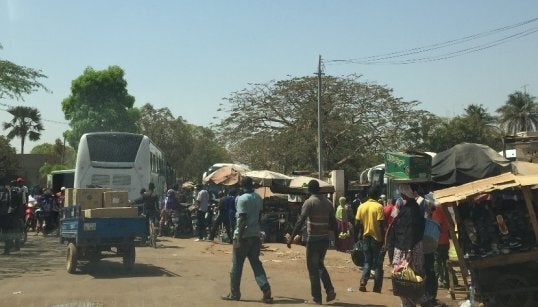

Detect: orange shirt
432,207,449,245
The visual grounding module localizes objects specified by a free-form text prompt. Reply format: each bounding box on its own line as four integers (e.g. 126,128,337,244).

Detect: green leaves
62,66,140,149
2,106,44,155
0,59,49,101
496,91,538,135
216,74,430,177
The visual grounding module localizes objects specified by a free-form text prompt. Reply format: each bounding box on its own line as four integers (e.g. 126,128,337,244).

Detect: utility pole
317,55,323,179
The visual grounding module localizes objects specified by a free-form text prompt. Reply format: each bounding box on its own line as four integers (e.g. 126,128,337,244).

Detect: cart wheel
66,243,78,274
123,245,136,270
493,274,533,307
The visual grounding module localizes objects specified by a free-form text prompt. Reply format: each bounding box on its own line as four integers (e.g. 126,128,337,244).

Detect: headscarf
398,183,415,199
336,196,347,220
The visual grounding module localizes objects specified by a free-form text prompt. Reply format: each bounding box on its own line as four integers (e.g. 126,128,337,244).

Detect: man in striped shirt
287,180,337,305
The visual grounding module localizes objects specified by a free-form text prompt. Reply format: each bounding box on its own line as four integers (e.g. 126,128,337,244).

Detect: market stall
434,172,538,307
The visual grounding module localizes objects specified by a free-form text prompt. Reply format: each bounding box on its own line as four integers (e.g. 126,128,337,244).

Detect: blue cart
60,205,147,274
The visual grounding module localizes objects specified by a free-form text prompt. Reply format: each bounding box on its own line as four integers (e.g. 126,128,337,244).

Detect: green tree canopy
62,66,140,149
496,91,538,135
139,103,229,182
31,138,76,167
2,106,44,155
183,125,230,181
428,104,503,152
216,74,434,178
0,44,49,101
38,162,71,180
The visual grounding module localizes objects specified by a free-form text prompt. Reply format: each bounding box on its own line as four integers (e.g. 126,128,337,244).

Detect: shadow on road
0,236,65,280
83,261,181,279
243,296,387,306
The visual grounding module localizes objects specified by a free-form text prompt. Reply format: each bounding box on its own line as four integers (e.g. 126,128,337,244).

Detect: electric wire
327,17,538,65
0,102,68,125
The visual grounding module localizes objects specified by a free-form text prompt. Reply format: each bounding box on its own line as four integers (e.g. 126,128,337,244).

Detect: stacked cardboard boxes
73,188,111,209
67,188,137,218
103,191,129,208
83,207,138,218
64,188,75,207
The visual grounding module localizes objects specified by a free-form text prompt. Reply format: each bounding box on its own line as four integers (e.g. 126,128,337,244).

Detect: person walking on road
194,184,210,241
355,187,385,293
222,177,273,303
286,179,337,305
390,183,426,307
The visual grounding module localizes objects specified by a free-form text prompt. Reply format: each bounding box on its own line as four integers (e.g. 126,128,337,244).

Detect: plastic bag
351,240,365,267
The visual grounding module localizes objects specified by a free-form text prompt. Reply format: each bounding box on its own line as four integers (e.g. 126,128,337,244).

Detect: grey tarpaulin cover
431,143,511,186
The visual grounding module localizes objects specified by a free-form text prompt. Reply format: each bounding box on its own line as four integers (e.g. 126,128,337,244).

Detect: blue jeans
306,239,334,302
230,236,270,298
196,210,206,239
361,235,384,291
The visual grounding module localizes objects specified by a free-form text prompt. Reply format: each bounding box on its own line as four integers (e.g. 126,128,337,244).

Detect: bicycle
139,205,158,248
148,214,158,248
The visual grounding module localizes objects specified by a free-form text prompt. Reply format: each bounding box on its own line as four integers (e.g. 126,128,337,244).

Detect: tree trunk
20,137,25,155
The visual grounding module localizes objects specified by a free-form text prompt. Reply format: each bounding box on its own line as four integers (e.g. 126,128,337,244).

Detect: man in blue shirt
222,177,273,304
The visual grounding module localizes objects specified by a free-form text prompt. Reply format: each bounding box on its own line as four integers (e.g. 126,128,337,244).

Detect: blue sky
1,1,537,153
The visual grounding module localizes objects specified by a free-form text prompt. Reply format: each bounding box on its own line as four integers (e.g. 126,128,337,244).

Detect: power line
327,17,538,65
0,102,69,125
380,27,538,65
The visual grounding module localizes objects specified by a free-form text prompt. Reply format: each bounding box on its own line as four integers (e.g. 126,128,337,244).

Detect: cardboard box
384,152,431,180
64,188,75,207
83,207,138,218
73,188,111,210
103,191,129,208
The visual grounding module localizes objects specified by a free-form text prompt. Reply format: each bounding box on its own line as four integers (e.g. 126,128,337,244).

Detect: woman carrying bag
390,183,427,307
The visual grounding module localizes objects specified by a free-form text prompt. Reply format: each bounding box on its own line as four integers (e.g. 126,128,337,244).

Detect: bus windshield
86,134,143,162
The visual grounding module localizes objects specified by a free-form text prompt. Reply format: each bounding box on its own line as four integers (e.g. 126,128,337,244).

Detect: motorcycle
24,201,37,232
35,207,44,234
160,209,179,238
176,203,193,236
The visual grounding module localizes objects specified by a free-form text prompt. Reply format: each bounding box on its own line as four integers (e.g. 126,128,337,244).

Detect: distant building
15,154,55,187
504,132,538,163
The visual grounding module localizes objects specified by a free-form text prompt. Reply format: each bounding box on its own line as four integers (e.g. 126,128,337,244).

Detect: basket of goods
391,261,425,299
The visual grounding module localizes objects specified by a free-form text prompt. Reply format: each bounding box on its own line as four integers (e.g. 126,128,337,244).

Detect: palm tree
496,91,538,135
2,106,44,155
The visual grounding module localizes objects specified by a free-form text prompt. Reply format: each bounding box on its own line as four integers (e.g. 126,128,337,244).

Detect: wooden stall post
442,203,469,288
521,187,538,241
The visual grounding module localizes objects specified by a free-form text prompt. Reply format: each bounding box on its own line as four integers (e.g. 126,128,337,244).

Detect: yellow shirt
355,198,384,242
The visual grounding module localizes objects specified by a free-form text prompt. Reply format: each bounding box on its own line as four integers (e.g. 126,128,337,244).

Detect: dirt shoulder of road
0,235,462,307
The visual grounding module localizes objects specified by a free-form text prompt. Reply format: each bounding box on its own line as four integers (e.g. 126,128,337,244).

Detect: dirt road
0,234,460,307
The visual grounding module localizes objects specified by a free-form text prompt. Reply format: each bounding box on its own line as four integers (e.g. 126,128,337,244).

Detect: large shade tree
2,106,44,155
61,66,140,149
216,74,434,178
496,91,538,135
428,104,503,152
31,138,76,167
139,103,193,179
139,103,230,182
0,43,48,101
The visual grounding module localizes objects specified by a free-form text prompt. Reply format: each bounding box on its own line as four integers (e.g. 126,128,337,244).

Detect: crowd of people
218,178,451,306
2,174,453,306
0,177,65,255
134,178,451,306
349,183,450,307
